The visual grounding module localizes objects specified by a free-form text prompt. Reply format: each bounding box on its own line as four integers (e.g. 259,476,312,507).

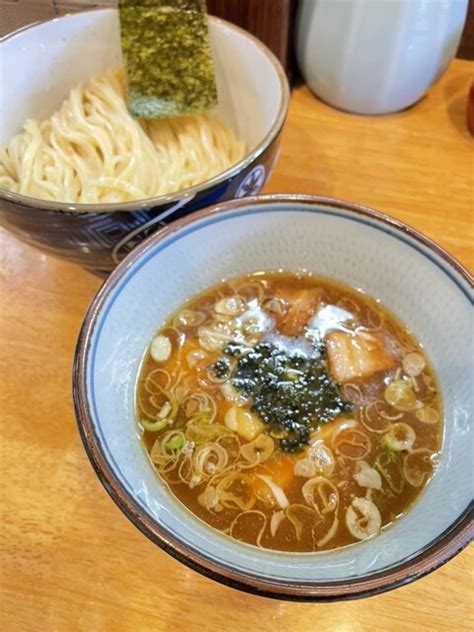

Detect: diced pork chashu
325,331,395,383
275,288,322,336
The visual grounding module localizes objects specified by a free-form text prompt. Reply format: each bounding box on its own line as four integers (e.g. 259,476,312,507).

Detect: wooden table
1,59,472,632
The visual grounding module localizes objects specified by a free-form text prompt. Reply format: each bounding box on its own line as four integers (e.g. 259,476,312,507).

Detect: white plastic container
296,0,469,115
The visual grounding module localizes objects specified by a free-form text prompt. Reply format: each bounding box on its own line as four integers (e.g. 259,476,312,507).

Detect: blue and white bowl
0,10,289,274
73,195,473,601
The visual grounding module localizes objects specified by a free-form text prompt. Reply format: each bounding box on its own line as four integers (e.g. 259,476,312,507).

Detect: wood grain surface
0,59,473,632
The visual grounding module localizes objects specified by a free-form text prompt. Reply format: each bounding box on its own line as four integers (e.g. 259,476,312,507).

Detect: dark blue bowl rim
73,193,473,601
0,10,290,213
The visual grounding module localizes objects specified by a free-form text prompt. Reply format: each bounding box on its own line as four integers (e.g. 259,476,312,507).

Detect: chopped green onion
384,379,417,411
403,449,435,487
141,418,168,432
383,422,416,451
165,435,185,452
415,407,440,424
374,450,405,494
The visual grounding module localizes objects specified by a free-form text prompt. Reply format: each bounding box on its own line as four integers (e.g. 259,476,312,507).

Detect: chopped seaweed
226,341,352,452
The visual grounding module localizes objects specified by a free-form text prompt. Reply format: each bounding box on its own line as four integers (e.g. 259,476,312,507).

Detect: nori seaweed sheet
119,0,218,118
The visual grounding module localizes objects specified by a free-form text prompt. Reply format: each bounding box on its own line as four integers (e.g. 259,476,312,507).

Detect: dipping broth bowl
73,194,473,601
0,9,289,275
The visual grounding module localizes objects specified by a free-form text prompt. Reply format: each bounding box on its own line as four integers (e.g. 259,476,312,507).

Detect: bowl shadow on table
80,484,291,621
443,70,473,139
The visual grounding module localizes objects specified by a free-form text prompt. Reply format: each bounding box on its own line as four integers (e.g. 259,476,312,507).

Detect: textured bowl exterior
296,0,468,115
0,140,280,273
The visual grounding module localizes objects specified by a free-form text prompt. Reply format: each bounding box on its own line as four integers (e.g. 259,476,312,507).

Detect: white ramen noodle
0,69,245,204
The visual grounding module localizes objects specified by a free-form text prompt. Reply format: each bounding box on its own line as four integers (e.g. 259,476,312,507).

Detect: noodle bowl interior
0,69,245,204
137,272,442,552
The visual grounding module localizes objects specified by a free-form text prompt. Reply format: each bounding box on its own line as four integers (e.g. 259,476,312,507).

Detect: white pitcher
296,0,469,115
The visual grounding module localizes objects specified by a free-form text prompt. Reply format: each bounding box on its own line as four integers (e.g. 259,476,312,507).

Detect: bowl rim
0,10,290,213
73,194,473,601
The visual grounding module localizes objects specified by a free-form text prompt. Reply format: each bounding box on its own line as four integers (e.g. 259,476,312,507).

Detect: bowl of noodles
73,194,472,601
0,9,289,274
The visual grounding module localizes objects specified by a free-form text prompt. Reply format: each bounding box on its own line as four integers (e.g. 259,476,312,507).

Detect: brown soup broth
137,272,442,552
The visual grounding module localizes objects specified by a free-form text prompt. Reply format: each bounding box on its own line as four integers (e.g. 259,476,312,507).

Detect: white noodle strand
0,68,246,204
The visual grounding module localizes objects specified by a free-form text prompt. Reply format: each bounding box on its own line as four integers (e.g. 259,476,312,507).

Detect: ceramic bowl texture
73,194,473,601
0,9,289,274
296,0,468,115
